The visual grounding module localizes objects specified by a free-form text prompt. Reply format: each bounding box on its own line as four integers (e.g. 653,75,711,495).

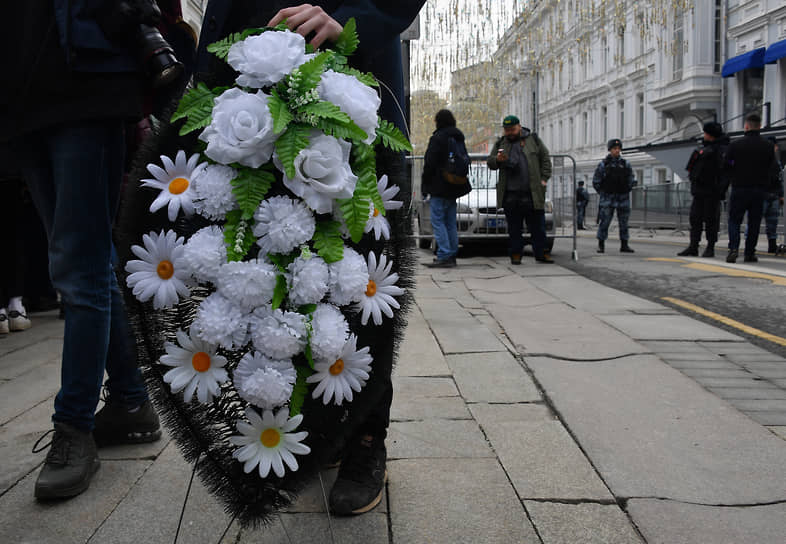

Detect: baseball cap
503,115,520,127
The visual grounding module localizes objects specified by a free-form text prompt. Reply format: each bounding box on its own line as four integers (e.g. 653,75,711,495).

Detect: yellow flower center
157,260,174,280
329,358,345,376
168,177,190,194
260,428,281,448
365,280,377,297
373,208,380,217
191,352,211,373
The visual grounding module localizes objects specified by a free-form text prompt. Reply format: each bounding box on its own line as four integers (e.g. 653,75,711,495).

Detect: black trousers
0,179,26,307
688,195,721,245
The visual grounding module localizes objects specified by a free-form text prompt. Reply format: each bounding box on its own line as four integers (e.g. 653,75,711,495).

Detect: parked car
414,163,556,251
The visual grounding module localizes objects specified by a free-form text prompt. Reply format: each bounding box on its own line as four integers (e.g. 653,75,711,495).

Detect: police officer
763,137,783,254
576,180,589,229
679,122,729,257
593,138,636,253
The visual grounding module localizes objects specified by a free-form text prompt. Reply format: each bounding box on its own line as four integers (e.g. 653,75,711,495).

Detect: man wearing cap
487,115,553,264
763,137,783,254
679,121,729,257
723,113,776,263
576,180,589,230
593,139,636,253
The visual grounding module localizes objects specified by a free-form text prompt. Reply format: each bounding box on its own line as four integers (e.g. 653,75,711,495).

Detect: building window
602,37,608,72
673,10,684,81
559,120,564,151
568,58,574,88
602,106,608,142
617,27,625,64
656,168,667,184
636,169,644,187
742,68,764,120
713,0,722,73
569,118,574,150
659,113,668,131
618,99,625,138
583,111,589,145
637,93,645,136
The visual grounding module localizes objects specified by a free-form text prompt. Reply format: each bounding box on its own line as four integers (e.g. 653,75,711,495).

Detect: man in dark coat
575,181,589,229
724,114,776,263
679,122,729,258
3,1,163,500
195,1,424,516
763,138,783,254
593,138,636,253
421,109,466,267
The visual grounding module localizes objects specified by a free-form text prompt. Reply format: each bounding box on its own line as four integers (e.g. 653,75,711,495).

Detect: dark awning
721,47,766,77
764,39,786,64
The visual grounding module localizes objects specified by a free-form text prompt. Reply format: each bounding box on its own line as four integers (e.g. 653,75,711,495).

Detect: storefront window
742,67,764,118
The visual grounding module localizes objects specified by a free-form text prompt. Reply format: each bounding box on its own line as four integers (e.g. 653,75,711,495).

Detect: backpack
442,136,471,185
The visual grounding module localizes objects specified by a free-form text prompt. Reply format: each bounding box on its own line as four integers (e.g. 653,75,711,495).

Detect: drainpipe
720,0,728,125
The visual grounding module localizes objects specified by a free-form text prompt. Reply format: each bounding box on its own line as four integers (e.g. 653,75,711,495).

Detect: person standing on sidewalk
487,115,554,265
4,1,163,500
421,109,467,268
593,138,636,254
763,137,783,254
723,114,776,263
678,122,729,258
575,180,589,230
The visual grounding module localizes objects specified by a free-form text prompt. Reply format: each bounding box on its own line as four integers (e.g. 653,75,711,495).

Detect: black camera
99,1,184,88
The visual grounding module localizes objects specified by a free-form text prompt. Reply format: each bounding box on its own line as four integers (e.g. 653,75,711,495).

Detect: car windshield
468,164,497,189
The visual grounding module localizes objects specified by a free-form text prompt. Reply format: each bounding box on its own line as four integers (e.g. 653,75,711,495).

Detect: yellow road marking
682,262,786,287
645,257,687,263
662,296,786,347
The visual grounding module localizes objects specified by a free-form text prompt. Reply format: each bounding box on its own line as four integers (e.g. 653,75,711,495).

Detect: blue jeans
728,186,765,256
763,198,781,241
19,120,148,431
430,196,458,260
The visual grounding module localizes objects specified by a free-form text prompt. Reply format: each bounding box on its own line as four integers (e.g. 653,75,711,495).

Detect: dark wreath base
113,114,415,528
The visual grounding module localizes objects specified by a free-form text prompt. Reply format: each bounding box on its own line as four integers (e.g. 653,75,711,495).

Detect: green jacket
486,129,552,210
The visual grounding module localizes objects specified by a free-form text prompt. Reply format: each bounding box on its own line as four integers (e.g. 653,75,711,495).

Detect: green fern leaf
206,28,265,60
315,117,367,143
230,167,274,220
334,18,359,56
275,124,311,179
312,221,345,263
292,51,332,94
338,190,371,244
171,83,222,136
289,365,313,417
335,66,378,87
272,275,287,310
223,210,256,262
268,89,293,134
375,119,412,152
299,101,351,124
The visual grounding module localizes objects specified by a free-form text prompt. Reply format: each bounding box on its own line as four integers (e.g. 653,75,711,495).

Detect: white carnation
227,31,308,88
318,70,381,145
193,164,238,220
253,196,315,255
216,259,277,312
274,130,358,214
249,306,307,360
310,304,349,363
199,88,279,168
180,226,227,284
234,351,296,410
287,254,329,307
191,292,249,349
328,247,369,306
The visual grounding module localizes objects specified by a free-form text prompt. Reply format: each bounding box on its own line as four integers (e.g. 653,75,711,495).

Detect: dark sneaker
701,246,715,258
535,255,554,264
93,398,161,447
620,241,635,253
510,253,522,265
677,246,698,256
597,240,605,253
34,422,100,500
726,250,738,263
744,254,758,263
329,435,387,515
426,258,456,268
768,239,778,254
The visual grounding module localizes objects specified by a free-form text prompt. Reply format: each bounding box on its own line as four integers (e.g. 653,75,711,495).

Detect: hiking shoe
329,435,387,515
620,241,635,253
726,250,738,263
34,422,100,500
677,246,698,256
426,258,456,268
597,240,605,253
768,239,778,254
93,398,161,447
744,254,758,263
701,245,715,258
510,253,522,265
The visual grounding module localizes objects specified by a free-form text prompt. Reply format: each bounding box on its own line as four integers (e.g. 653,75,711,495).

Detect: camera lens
136,24,184,88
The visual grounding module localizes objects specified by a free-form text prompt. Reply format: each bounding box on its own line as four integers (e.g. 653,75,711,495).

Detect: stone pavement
2,251,786,543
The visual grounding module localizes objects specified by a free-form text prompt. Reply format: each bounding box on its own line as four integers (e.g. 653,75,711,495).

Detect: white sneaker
8,310,31,331
0,312,8,334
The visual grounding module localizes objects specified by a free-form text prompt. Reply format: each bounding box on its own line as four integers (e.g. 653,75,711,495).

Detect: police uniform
593,139,635,252
576,182,589,229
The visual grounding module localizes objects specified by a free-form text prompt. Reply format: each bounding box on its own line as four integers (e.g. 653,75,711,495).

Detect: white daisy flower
307,334,372,405
217,259,277,312
230,407,310,478
142,150,206,222
356,252,404,326
160,329,229,404
125,230,190,309
193,164,238,221
310,303,349,363
249,306,307,360
181,225,227,284
253,196,316,255
328,247,369,306
191,292,249,349
286,254,329,307
234,351,296,410
364,174,403,240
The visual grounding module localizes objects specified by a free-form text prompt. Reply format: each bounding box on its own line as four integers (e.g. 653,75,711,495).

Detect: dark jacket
592,155,635,195
486,128,551,210
576,186,589,205
767,158,784,201
724,131,776,189
195,0,425,135
686,137,729,197
1,1,143,140
421,126,466,199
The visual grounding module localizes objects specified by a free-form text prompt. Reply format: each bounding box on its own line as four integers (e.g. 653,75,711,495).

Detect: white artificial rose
227,32,308,88
199,88,279,168
318,70,381,145
275,130,358,214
